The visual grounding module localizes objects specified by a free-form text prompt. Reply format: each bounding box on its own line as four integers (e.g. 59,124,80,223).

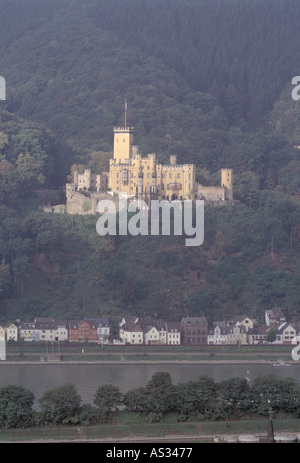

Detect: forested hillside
0,0,300,328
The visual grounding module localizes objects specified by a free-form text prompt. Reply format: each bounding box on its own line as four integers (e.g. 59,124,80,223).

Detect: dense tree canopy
1,373,300,428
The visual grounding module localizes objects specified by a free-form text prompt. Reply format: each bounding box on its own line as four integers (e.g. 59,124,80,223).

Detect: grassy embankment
3,342,296,363
0,411,299,442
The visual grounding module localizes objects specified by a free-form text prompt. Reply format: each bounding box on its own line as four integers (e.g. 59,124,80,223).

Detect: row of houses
0,317,110,344
0,308,298,347
119,316,181,345
119,309,300,346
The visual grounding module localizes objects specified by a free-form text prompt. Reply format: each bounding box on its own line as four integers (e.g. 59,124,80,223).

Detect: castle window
147,173,150,178
177,173,180,179
169,173,172,179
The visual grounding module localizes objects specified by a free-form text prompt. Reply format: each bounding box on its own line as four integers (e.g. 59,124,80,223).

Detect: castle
65,125,233,214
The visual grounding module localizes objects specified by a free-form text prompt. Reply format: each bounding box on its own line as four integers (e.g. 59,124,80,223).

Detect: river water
0,362,300,409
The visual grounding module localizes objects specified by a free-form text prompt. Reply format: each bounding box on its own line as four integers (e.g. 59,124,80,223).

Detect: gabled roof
69,318,109,330
121,321,143,332
266,308,285,320
181,316,208,326
120,316,138,326
276,322,295,333
207,324,228,335
227,324,247,334
5,322,17,329
166,321,180,332
248,325,269,335
232,315,252,323
144,325,159,334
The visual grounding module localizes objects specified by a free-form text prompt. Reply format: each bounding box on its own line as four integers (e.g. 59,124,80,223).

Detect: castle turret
221,168,233,200
113,127,134,163
170,155,177,165
73,170,78,186
66,183,75,199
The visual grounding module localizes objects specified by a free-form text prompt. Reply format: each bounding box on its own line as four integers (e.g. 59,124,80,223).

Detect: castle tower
170,155,177,165
66,183,75,199
113,127,134,164
73,170,78,186
221,169,233,200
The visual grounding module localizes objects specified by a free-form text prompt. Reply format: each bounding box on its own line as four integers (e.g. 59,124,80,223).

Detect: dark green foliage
1,374,300,428
0,385,35,428
93,384,123,423
39,383,82,425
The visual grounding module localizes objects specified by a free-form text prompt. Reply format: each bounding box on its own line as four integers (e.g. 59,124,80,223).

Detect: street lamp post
267,406,274,443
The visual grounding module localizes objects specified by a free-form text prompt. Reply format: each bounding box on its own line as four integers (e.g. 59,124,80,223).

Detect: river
0,362,300,409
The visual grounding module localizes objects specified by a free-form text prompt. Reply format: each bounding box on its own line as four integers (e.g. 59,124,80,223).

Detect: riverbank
1,414,300,443
1,348,296,365
0,359,293,365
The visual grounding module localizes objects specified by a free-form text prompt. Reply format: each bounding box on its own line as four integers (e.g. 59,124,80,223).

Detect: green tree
217,377,251,418
250,375,281,415
267,327,277,343
0,258,11,297
16,152,45,188
93,384,123,423
177,375,219,421
144,371,177,419
0,385,35,428
39,383,81,425
123,386,150,412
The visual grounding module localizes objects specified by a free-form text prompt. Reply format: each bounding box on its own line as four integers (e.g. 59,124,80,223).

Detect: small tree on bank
93,384,123,423
39,383,81,425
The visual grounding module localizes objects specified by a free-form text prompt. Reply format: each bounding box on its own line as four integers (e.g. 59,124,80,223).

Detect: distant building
265,308,286,327
20,319,68,342
276,322,296,345
68,318,110,343
119,319,143,345
5,323,18,341
227,324,247,345
248,325,270,345
119,316,181,345
65,124,233,215
166,322,181,345
180,316,208,345
231,315,254,332
207,322,228,345
73,169,108,192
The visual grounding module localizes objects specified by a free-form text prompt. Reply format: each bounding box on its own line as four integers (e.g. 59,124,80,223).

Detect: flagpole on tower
125,100,127,128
